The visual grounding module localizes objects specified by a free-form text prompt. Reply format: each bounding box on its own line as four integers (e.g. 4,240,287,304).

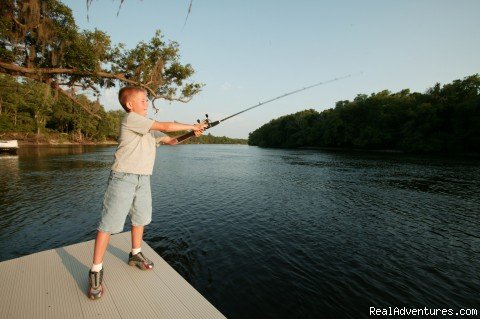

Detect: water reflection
0,145,479,319
0,154,20,191
12,145,115,173
17,145,101,158
0,154,19,171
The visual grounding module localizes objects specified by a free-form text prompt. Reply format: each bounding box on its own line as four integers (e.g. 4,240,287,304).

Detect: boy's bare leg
129,225,154,269
93,230,111,265
131,225,144,250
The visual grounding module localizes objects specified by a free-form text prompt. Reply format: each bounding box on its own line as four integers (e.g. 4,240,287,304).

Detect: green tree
248,74,480,154
0,73,125,142
0,0,202,118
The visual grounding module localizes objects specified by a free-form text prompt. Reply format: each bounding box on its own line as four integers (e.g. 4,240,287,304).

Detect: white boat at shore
0,140,19,153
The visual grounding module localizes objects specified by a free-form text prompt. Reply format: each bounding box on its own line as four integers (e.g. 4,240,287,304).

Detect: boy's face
126,91,149,116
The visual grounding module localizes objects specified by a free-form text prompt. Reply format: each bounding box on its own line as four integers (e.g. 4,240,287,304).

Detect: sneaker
128,252,154,270
88,268,104,300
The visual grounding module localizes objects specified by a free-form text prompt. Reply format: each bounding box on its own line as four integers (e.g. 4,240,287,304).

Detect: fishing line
219,73,358,124
176,72,361,142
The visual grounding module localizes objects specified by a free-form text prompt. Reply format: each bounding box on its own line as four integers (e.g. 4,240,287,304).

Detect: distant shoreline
18,141,118,146
1,132,118,146
2,131,248,146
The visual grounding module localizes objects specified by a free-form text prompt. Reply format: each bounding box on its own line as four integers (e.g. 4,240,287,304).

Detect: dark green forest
0,74,246,144
248,74,480,154
0,74,123,142
169,131,247,145
189,133,247,144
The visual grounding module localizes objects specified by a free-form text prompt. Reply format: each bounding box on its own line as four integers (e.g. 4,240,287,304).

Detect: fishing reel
176,114,216,143
197,114,211,128
196,114,220,130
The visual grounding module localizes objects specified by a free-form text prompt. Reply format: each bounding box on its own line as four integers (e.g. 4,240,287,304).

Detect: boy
88,86,207,300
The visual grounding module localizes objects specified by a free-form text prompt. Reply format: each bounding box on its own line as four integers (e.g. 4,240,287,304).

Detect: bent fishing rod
175,73,356,143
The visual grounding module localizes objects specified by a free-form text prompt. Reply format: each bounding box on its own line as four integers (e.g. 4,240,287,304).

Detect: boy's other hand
193,130,203,137
193,122,208,131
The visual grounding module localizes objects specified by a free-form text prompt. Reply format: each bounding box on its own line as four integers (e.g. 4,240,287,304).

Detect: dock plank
0,233,226,319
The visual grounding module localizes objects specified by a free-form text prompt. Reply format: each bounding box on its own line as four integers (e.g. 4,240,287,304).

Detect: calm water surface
0,145,479,318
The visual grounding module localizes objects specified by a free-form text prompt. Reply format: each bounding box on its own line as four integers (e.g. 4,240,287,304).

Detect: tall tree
0,0,202,118
248,74,480,154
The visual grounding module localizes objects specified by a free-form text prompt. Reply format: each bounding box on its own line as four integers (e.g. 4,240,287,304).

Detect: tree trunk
36,113,41,138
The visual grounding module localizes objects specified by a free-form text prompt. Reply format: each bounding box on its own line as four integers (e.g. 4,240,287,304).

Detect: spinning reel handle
176,114,220,143
197,114,212,128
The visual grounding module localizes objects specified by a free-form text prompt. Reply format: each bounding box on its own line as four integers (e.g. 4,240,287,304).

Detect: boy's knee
131,219,151,228
97,223,124,234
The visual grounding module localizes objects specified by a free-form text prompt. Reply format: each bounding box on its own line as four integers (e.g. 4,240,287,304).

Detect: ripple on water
1,146,479,318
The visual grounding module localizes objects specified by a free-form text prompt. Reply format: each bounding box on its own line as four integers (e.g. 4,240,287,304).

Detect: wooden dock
0,232,226,319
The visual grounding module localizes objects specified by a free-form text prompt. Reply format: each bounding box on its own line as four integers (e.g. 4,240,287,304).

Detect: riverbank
0,132,118,146
0,131,248,146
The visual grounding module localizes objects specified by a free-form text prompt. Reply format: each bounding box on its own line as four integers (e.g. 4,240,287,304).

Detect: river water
0,145,479,318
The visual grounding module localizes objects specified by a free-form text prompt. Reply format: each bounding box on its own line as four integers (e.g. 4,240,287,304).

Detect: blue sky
63,0,480,138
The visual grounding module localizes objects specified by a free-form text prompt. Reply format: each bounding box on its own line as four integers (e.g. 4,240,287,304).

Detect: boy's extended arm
150,121,206,132
153,120,206,146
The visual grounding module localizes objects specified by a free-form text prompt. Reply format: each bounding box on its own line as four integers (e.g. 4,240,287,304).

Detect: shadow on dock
56,247,90,295
56,241,130,296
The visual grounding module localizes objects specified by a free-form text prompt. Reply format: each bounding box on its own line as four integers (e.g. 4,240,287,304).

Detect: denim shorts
98,171,152,234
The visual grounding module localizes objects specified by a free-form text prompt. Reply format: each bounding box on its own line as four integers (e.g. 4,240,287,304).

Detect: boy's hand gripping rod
175,73,356,143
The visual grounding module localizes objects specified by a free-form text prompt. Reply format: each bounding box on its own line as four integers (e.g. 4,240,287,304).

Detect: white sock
132,247,141,255
91,263,103,272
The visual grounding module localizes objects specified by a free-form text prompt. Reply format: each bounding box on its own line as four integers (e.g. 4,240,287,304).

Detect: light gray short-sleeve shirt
111,112,164,175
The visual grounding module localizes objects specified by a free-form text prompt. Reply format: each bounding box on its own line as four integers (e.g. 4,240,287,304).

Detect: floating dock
0,232,226,319
0,139,18,154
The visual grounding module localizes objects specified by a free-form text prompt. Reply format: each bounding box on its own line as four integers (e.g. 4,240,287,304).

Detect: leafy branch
0,0,203,118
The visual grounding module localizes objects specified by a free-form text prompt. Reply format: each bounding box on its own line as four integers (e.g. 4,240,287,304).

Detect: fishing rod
175,73,356,143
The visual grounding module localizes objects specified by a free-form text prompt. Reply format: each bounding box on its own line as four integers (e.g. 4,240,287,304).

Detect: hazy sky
62,0,480,138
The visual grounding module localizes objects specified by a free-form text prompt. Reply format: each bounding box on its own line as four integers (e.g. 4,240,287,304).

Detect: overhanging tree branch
57,88,102,119
1,0,202,119
0,60,196,103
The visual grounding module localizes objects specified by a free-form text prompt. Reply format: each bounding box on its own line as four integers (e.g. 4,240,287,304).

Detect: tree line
248,74,480,154
1,1,245,144
0,74,247,144
0,74,123,142
169,131,247,145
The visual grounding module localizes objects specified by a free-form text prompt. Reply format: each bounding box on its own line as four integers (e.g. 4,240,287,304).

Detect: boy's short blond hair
118,86,147,112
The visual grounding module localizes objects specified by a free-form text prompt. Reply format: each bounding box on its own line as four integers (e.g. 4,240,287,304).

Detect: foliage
248,74,480,154
190,133,247,145
166,131,247,145
0,74,123,141
0,0,202,118
0,73,246,144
